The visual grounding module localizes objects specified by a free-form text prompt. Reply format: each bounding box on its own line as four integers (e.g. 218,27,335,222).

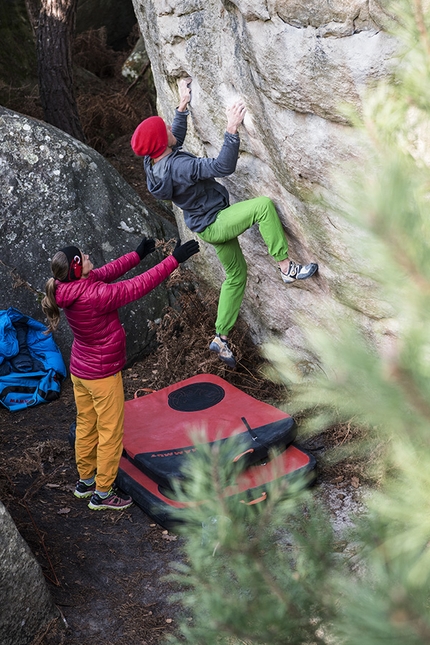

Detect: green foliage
266,0,430,642
166,440,337,645
163,2,430,643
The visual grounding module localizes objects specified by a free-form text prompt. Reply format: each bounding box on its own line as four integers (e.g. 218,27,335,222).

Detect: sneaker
280,260,318,284
88,489,133,511
74,480,96,499
209,335,237,368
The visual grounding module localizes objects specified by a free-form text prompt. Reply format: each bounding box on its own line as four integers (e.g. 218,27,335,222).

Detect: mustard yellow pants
71,372,124,493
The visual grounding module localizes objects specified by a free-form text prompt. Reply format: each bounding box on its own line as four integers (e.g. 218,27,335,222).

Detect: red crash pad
117,444,317,530
122,374,297,489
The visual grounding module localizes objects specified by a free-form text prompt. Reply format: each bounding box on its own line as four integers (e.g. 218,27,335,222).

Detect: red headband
58,246,83,282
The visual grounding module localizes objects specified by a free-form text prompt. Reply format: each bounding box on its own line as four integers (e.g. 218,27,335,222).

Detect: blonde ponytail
41,251,69,334
41,278,61,334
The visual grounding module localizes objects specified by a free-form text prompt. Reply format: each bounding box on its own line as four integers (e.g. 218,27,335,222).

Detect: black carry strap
241,416,260,443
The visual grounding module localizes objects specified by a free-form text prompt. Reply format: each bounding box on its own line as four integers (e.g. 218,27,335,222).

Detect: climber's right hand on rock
226,100,246,134
178,77,192,111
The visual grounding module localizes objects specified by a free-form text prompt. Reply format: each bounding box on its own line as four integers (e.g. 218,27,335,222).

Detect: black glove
172,239,200,263
136,237,156,260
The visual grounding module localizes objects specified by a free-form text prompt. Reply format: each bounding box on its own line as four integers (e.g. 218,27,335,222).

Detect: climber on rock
131,77,318,369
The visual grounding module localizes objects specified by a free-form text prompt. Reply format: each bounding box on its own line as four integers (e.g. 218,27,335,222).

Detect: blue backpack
0,307,67,412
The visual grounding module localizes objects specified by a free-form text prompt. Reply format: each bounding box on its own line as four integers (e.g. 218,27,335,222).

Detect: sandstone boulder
131,0,399,362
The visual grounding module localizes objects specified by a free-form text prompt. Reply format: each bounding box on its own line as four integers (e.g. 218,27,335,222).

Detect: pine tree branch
390,363,430,421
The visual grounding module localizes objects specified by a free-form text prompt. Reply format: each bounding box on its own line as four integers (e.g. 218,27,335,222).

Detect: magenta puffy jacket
55,251,178,379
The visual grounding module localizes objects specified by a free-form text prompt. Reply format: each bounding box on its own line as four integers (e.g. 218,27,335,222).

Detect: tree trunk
36,0,86,142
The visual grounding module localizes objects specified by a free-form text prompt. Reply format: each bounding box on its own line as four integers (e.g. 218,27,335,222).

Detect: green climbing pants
198,196,289,337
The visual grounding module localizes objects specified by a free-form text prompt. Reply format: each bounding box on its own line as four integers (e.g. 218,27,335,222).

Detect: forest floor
0,28,367,644
0,320,365,645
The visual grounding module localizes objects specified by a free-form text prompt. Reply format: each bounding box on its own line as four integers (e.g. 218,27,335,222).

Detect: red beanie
131,116,168,158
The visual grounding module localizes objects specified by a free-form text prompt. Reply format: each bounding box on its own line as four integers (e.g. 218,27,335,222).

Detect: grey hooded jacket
143,110,240,233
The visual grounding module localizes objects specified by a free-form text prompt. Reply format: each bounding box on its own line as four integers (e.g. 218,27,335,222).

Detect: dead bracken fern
77,90,142,152
73,28,121,79
2,25,153,155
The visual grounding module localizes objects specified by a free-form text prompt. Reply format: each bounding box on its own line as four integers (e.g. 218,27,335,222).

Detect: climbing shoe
209,335,237,368
280,260,318,284
74,479,96,499
88,489,133,511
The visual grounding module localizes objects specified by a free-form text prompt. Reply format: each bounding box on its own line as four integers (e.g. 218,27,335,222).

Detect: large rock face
0,501,60,645
131,0,398,360
0,107,177,365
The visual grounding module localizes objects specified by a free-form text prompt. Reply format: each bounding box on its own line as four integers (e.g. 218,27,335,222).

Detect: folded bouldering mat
122,374,297,489
116,444,317,530
0,307,67,411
